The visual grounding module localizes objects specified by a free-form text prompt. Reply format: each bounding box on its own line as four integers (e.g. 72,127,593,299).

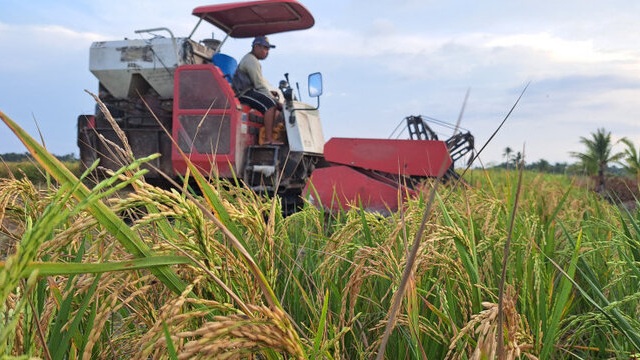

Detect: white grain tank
89,28,215,99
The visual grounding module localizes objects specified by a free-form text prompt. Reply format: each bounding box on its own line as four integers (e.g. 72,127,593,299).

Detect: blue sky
1,0,640,165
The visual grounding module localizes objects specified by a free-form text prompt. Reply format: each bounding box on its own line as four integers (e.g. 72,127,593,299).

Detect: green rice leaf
0,256,193,277
312,289,329,357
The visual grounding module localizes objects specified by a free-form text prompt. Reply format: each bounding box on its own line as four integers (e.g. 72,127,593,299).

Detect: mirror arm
289,97,319,114
287,97,319,125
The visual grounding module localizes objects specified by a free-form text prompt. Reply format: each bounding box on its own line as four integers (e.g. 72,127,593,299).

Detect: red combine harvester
77,0,474,215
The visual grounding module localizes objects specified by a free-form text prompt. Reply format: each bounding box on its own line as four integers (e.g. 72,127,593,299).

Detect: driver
232,36,282,145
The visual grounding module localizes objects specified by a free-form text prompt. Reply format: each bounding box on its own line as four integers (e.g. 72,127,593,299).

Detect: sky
1,0,640,166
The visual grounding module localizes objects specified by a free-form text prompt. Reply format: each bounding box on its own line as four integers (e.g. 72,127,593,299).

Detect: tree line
0,152,77,162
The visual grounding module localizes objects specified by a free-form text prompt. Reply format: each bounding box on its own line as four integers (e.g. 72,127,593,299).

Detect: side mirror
308,72,323,98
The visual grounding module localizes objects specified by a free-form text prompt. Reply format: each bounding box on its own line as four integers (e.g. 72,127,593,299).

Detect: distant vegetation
0,152,77,162
495,128,640,205
0,152,80,182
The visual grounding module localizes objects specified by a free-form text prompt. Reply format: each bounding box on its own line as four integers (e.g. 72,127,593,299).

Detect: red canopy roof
192,0,314,38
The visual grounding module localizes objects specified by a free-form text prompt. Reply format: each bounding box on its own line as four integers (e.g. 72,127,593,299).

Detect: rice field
0,158,81,184
2,109,640,359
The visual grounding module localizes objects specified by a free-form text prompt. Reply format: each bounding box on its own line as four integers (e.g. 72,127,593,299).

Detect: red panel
305,166,417,214
192,0,314,38
172,64,244,178
324,138,452,178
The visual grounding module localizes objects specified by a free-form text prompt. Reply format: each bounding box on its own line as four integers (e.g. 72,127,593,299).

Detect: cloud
485,32,638,65
0,22,105,71
283,24,640,128
2,0,640,165
271,20,640,165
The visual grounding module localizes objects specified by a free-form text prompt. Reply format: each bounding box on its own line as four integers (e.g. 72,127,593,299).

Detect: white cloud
35,24,105,44
0,22,105,70
292,25,640,93
269,16,640,164
485,32,636,64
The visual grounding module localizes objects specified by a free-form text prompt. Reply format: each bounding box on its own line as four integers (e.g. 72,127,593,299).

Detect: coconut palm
618,137,640,182
503,146,513,168
570,128,624,193
513,151,523,167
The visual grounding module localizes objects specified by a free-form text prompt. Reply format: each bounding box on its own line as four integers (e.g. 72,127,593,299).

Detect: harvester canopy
192,0,315,38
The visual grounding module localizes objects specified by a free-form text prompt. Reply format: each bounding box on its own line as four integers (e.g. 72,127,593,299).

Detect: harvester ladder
244,145,281,191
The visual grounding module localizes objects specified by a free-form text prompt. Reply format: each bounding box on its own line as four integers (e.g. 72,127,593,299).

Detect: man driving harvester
232,36,283,145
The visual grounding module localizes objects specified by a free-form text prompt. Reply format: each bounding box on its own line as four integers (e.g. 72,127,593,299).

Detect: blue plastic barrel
212,53,238,83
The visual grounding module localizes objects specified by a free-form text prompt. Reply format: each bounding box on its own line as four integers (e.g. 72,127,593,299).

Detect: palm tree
503,147,513,168
513,151,523,168
618,137,640,183
570,128,624,193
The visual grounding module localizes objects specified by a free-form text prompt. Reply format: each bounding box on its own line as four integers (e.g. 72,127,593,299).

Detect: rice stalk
497,153,525,357
136,101,294,322
0,110,192,297
0,170,84,354
171,304,305,359
445,286,536,360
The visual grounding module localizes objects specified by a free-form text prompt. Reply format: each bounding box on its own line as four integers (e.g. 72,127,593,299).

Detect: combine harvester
77,0,474,215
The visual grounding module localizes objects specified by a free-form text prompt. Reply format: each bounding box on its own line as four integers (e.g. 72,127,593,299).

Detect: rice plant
2,107,640,358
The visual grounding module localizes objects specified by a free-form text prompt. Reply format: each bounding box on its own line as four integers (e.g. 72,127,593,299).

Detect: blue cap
252,36,275,49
